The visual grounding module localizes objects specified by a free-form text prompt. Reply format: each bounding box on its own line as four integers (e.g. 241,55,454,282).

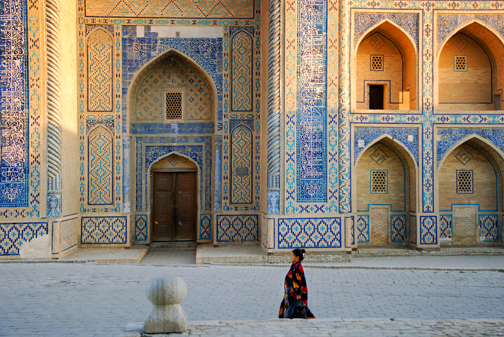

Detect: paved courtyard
1,257,504,336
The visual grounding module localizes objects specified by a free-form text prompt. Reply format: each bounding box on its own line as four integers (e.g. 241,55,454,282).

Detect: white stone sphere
146,277,187,305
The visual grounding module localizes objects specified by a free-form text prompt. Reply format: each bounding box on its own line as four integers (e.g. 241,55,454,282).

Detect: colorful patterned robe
278,261,315,318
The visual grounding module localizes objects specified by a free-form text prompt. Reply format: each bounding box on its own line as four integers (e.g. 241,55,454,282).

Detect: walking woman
278,248,315,319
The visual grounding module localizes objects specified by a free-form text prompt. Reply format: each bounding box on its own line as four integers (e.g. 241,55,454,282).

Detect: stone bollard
143,277,188,334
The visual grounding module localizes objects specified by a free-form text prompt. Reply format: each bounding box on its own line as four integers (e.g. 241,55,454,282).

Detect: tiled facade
1,0,504,257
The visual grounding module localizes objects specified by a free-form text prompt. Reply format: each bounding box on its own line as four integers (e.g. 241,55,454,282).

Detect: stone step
353,246,504,257
149,241,197,251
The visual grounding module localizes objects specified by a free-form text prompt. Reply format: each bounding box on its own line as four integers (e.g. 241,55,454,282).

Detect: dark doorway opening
369,85,384,109
152,172,197,242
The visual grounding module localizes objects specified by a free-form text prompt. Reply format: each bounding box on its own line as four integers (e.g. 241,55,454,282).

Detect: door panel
152,171,196,242
175,173,197,241
152,173,174,241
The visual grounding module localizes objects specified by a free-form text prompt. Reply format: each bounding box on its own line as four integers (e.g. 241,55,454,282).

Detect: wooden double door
152,172,197,241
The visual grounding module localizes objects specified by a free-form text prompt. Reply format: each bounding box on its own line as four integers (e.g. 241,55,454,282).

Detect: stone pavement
122,318,504,336
0,257,503,336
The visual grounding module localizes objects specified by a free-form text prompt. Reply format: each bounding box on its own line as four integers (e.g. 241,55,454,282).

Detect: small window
165,92,183,120
370,55,384,71
454,56,467,71
457,170,473,194
371,170,387,194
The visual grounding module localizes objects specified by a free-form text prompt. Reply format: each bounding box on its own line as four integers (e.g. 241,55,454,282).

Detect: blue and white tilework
479,214,499,242
356,215,369,243
439,215,453,239
390,215,407,243
437,128,504,165
199,214,212,240
0,222,48,255
354,13,419,50
81,216,127,244
437,14,504,49
134,214,147,241
0,0,29,208
216,215,258,242
278,217,342,249
420,216,437,245
354,127,419,164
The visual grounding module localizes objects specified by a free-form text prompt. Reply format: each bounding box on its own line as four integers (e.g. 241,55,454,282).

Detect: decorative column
338,0,351,214
46,0,62,218
266,0,281,214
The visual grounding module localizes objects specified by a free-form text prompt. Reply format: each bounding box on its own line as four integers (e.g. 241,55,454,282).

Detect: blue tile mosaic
390,214,407,243
479,214,499,242
278,217,342,249
130,123,215,135
0,0,29,207
437,128,504,165
439,215,453,239
420,216,437,245
134,214,147,241
0,222,48,255
354,13,419,50
437,15,504,49
296,0,327,203
216,214,258,242
199,214,211,240
354,127,419,165
81,216,127,244
356,215,369,243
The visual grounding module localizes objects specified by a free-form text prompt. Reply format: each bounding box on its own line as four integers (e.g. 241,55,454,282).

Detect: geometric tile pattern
390,215,407,243
230,27,253,112
454,148,473,166
437,129,504,166
85,0,255,19
354,13,419,49
296,0,327,203
134,214,147,241
420,216,437,245
439,215,453,239
278,217,342,249
356,215,369,243
216,215,258,242
88,126,114,205
0,0,29,208
354,127,419,165
199,214,211,240
0,222,48,255
231,122,253,204
478,214,499,242
81,216,127,244
87,28,113,112
134,55,211,121
370,148,389,165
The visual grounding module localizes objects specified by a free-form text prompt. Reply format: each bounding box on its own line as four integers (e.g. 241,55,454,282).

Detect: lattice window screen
457,170,473,193
371,55,384,71
165,92,183,120
454,56,467,71
371,170,387,193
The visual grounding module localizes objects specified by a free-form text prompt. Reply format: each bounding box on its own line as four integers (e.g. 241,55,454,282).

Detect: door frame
147,154,200,243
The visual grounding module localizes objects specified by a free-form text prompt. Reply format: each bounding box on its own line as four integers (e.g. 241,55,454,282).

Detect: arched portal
353,21,418,111
149,153,199,242
436,22,504,111
438,137,503,245
355,137,417,246
127,49,216,244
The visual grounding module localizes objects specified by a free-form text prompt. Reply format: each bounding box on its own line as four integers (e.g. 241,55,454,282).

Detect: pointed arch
88,125,114,205
355,134,418,167
87,28,114,112
438,134,504,170
352,20,418,111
